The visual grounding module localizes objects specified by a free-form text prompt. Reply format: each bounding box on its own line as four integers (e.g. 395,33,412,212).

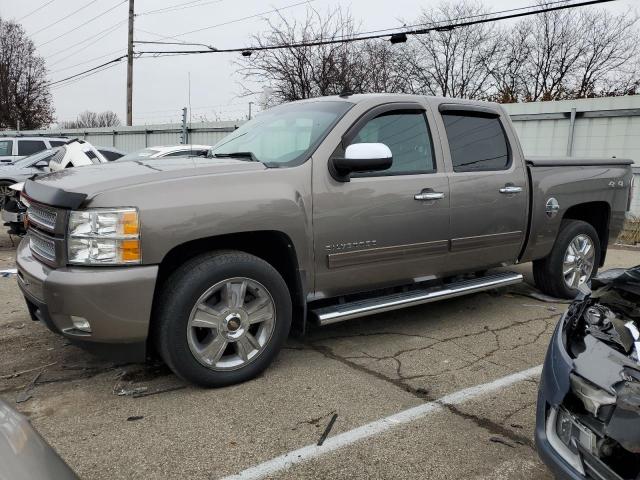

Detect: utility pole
126,0,134,126
180,107,188,144
248,101,254,120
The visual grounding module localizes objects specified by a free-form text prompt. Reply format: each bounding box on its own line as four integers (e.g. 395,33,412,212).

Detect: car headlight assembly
67,208,141,265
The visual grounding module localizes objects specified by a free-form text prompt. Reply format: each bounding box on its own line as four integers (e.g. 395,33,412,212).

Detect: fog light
70,316,91,333
556,409,573,447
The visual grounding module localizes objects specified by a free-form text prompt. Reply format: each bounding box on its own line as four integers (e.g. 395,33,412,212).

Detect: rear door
438,105,528,272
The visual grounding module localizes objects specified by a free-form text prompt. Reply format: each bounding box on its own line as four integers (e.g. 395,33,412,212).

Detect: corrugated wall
502,96,640,214
0,121,240,153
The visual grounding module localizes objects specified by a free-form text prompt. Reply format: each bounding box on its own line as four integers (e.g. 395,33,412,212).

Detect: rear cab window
441,113,510,172
0,140,12,156
18,140,47,156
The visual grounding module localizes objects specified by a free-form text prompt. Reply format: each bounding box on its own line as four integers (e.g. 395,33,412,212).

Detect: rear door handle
499,186,523,194
414,191,445,201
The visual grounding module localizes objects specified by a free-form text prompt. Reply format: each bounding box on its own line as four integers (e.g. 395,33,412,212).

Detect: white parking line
220,364,543,480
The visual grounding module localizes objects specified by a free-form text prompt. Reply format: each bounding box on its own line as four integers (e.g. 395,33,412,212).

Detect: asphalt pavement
1,230,637,480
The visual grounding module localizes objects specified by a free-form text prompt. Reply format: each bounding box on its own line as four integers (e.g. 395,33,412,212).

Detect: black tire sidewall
546,220,601,299
157,252,292,387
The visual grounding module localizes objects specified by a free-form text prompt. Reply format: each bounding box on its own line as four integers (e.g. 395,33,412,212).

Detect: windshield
12,148,57,167
117,148,161,162
210,101,353,167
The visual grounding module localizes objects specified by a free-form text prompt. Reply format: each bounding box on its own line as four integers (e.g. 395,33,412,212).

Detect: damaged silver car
536,265,640,480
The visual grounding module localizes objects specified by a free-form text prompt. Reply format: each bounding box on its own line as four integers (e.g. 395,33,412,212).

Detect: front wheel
533,220,600,299
155,251,292,387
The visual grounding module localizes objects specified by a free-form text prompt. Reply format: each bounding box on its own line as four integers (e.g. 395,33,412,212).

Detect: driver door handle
414,191,445,201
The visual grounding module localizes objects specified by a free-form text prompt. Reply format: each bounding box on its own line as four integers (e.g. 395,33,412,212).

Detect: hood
28,157,266,199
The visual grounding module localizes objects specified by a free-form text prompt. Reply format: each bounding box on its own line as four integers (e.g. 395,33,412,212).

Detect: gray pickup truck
16,94,634,387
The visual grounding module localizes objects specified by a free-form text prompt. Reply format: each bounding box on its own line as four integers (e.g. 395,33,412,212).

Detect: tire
154,250,292,387
533,219,600,299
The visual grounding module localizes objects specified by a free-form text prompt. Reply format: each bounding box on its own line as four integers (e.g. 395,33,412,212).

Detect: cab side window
0,140,12,156
350,111,436,175
18,140,46,156
442,113,510,172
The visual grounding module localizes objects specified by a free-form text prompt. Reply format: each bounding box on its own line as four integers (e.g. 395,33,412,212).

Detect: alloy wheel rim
562,234,595,289
186,277,276,371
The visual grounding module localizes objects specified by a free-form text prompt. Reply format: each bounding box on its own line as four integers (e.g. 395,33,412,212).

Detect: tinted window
18,140,47,156
49,140,66,147
351,111,435,175
164,150,191,157
99,149,123,161
0,140,12,156
442,114,509,172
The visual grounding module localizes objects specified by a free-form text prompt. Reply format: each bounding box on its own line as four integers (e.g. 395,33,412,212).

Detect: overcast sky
1,0,637,125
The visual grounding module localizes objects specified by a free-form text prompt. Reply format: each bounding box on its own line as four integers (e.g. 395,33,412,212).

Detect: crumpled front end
537,265,640,480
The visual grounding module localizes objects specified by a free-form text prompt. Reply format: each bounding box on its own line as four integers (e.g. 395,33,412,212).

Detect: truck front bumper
16,238,158,362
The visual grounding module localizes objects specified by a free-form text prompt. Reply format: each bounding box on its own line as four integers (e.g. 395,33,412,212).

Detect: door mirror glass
34,160,49,169
331,143,393,181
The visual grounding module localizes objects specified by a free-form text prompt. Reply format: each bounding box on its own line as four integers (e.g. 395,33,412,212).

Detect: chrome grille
29,233,56,263
28,203,58,231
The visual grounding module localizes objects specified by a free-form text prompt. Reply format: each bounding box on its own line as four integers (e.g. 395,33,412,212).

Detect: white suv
0,136,70,163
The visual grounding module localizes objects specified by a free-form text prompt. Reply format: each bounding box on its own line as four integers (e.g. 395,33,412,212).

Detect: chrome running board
311,271,523,326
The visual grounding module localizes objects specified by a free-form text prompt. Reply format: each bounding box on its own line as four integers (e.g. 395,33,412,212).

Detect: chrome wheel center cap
225,313,242,332
223,312,246,340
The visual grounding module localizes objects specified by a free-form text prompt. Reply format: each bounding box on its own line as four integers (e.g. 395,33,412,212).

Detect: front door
438,107,528,272
312,102,451,299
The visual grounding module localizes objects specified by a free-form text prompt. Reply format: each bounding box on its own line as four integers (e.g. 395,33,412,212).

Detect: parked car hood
29,157,266,199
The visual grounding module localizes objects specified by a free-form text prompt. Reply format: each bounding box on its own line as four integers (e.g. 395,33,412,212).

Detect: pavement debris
126,415,144,422
0,268,17,277
317,413,338,446
16,371,44,404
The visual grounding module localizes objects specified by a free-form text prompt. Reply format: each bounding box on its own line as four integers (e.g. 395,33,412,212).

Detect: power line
47,56,127,87
139,0,314,42
139,0,577,49
37,0,127,48
30,0,102,36
46,0,619,88
137,0,223,16
138,0,618,55
47,20,127,67
49,49,126,75
18,0,57,22
50,61,124,91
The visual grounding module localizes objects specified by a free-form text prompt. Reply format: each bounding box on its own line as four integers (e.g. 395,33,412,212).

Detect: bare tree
237,6,408,105
570,9,639,98
0,17,54,129
494,3,639,102
405,1,501,99
60,110,121,128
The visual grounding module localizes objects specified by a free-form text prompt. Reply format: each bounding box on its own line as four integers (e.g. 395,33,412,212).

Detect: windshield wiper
213,151,259,162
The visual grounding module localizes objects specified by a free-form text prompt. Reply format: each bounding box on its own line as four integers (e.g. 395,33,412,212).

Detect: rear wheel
533,220,600,299
155,251,292,387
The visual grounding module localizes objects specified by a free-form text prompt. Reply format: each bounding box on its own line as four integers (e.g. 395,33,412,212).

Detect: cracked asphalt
1,229,638,480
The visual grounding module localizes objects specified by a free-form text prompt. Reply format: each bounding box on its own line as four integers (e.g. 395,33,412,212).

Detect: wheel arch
562,201,610,267
150,230,307,341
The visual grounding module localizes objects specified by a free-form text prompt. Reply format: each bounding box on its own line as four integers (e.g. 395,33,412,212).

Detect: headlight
67,208,141,265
